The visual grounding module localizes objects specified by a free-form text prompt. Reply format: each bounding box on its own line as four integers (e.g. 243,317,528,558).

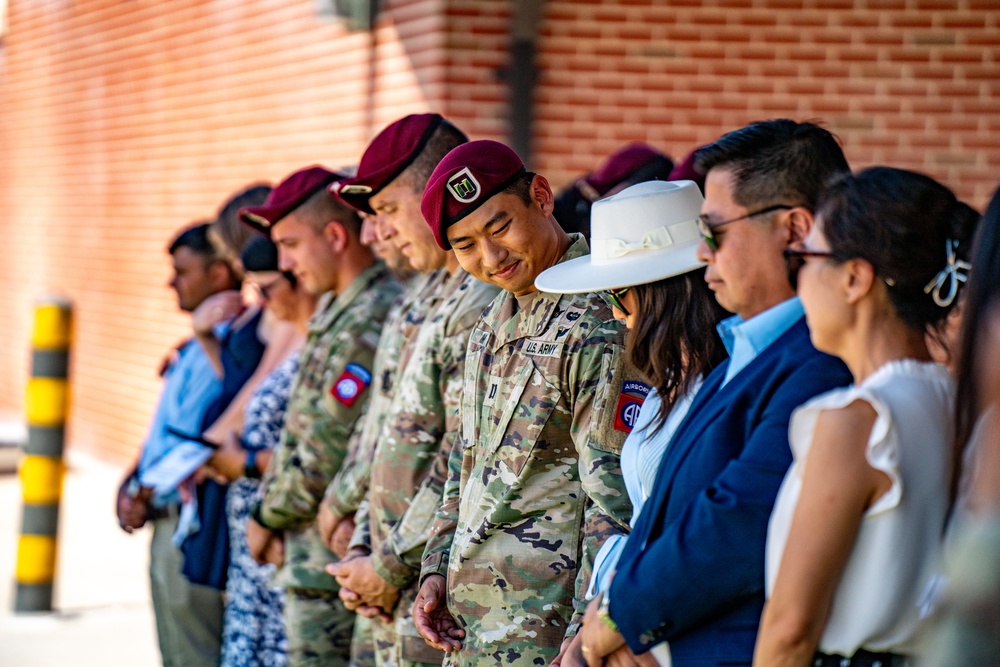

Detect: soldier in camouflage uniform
318,211,420,667
239,166,403,667
326,114,500,667
321,267,446,667
412,141,639,666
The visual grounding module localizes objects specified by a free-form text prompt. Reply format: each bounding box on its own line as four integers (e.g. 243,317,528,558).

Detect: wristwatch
598,592,618,633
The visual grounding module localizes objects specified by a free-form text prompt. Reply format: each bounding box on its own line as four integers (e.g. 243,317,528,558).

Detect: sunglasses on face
606,287,631,317
253,276,285,300
697,204,795,250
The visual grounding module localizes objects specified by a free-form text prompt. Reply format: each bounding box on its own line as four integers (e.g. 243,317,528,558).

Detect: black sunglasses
253,275,286,301
607,287,631,317
697,204,795,250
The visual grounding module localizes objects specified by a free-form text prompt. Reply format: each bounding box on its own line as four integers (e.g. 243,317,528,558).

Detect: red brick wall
0,0,997,461
0,0,448,461
532,0,999,207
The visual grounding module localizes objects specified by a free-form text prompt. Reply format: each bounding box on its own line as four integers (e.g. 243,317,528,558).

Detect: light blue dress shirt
718,297,804,386
137,339,223,506
588,381,702,598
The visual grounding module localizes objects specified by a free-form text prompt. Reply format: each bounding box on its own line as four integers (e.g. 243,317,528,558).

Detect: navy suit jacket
610,317,852,666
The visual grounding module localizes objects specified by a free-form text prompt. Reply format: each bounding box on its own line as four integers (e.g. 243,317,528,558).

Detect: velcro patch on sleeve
331,362,372,408
613,380,650,433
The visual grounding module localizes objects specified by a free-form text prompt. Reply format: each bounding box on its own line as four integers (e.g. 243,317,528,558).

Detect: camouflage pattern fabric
319,270,445,667
358,267,499,666
285,587,355,667
257,261,402,593
369,580,442,667
420,235,636,666
350,614,376,667
322,270,448,526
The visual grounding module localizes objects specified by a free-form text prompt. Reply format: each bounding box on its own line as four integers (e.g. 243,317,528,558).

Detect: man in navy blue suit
576,120,855,667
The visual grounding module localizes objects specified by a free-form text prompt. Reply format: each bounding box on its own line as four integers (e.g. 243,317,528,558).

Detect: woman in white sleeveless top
755,167,979,667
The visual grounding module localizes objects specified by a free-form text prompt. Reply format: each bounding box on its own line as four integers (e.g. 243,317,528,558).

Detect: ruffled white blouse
766,360,955,656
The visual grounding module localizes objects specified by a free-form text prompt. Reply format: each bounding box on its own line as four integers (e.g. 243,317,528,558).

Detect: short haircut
503,170,536,207
212,183,272,257
296,188,363,236
396,121,469,194
695,119,850,212
169,222,218,260
168,222,242,290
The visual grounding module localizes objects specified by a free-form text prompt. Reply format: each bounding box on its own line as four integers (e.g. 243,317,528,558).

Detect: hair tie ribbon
923,239,970,308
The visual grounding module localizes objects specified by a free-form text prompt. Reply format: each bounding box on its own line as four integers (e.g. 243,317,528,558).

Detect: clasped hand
326,553,400,622
412,574,464,653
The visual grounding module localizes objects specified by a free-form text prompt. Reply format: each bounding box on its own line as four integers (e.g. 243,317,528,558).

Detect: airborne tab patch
613,380,650,433
331,362,372,408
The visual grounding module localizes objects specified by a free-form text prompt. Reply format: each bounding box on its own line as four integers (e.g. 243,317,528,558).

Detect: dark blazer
610,317,852,666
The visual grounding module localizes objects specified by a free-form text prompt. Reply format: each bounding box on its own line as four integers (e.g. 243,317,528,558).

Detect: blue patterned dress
221,353,299,667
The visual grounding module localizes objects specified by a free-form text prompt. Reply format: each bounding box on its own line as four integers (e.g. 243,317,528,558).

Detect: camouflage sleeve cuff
321,485,352,525
566,604,586,638
250,500,275,530
348,506,371,552
371,540,419,590
419,550,450,583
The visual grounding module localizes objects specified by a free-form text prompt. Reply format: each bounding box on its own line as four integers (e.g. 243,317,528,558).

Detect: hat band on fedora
590,218,701,265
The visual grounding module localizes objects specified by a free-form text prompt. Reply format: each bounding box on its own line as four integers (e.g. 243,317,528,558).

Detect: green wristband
598,593,619,633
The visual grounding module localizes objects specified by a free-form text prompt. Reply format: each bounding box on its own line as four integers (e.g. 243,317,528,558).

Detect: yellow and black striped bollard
15,296,72,612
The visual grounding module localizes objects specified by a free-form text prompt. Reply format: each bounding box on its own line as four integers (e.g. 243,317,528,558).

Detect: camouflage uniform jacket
420,235,636,665
321,269,448,526
256,262,402,591
362,267,499,589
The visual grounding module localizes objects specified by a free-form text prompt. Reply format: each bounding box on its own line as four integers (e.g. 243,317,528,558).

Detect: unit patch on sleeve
331,362,372,408
613,380,650,433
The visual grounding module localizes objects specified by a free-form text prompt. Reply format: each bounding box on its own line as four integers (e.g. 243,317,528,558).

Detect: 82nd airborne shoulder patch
613,380,650,433
331,362,372,408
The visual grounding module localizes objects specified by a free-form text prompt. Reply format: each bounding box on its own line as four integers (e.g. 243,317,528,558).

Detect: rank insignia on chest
331,362,372,408
613,380,650,433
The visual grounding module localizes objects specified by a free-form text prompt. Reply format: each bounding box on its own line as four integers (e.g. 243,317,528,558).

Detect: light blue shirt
718,297,804,386
137,339,223,506
588,382,701,598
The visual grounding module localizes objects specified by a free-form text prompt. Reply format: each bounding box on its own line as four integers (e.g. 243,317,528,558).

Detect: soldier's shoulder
351,270,403,323
554,291,624,342
474,287,510,327
440,276,501,337
370,268,405,306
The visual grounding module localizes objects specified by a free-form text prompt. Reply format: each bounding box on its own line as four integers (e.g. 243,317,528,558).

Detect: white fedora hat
535,180,705,294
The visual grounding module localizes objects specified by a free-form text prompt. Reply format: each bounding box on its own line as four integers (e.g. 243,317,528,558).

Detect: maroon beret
667,145,708,193
581,143,670,201
331,113,466,215
420,140,527,250
240,166,344,234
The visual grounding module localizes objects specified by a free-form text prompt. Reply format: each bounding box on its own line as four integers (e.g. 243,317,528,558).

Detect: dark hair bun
240,234,280,273
818,166,979,329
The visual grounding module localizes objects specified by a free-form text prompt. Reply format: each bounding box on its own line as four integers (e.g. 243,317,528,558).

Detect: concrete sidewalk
0,447,159,666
